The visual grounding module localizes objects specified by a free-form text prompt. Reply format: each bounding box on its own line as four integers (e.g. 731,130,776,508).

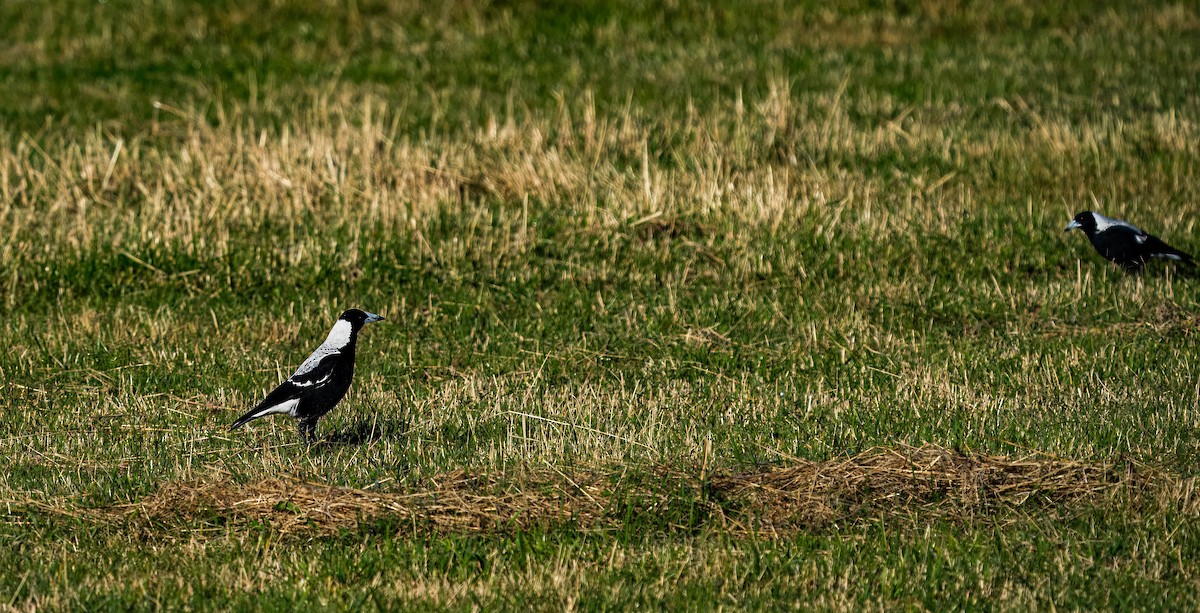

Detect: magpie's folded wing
293,345,340,377
288,353,339,388
252,354,339,411
1107,225,1147,242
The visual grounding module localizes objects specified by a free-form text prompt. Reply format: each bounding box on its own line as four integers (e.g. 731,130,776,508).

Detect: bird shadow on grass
317,417,409,447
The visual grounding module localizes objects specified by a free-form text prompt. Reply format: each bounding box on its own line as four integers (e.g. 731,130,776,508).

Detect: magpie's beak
365,312,385,323
1064,220,1082,232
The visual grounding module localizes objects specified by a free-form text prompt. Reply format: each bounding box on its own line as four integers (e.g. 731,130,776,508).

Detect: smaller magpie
1065,211,1195,272
230,309,384,444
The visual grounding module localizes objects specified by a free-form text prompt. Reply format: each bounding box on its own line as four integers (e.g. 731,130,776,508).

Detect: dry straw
27,444,1185,538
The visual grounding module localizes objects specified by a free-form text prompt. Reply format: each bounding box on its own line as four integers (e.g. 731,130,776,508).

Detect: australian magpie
230,309,384,443
1065,211,1195,272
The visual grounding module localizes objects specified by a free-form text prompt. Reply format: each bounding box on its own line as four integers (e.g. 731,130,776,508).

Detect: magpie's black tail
1145,236,1195,267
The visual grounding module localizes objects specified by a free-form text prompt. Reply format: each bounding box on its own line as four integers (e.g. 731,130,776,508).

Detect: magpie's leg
298,420,317,445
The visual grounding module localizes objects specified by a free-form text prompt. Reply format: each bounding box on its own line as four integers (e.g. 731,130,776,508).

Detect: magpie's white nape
1065,210,1195,273
230,308,385,444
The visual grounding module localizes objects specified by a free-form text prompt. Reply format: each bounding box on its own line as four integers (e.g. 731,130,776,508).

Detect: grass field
3,0,1200,609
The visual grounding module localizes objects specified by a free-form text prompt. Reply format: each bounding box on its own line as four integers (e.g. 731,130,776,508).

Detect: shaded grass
2,1,1198,134
4,509,1200,610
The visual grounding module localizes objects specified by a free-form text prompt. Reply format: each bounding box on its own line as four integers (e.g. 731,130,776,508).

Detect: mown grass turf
2,0,1200,609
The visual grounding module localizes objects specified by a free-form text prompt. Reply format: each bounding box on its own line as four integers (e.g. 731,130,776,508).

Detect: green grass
6,516,1198,610
3,0,1200,609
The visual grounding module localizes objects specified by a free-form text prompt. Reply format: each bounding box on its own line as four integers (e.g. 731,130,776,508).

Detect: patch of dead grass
15,444,1189,538
710,444,1198,533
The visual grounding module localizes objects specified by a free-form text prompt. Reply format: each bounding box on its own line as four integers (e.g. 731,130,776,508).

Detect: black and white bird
230,309,384,443
1065,211,1195,272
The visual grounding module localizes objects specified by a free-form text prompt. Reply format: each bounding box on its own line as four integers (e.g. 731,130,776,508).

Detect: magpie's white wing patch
294,347,340,377
292,371,334,387
1092,212,1144,235
290,352,340,385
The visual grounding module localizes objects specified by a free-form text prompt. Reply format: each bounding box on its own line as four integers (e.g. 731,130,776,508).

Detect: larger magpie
1065,211,1195,272
231,309,384,443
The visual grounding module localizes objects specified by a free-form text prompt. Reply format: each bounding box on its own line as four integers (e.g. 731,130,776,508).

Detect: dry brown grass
711,444,1200,532
4,81,1196,260
16,444,1184,539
